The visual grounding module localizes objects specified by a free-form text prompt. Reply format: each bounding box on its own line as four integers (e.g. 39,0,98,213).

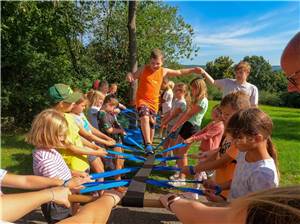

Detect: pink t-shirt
193,121,224,152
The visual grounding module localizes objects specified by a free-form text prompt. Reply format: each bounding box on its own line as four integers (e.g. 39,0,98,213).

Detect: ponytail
267,137,280,179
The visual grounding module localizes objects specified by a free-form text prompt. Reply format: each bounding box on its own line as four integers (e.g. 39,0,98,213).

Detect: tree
243,56,273,92
205,56,234,79
128,1,138,107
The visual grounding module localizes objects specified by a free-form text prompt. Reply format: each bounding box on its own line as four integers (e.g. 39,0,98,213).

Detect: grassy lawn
1,101,300,193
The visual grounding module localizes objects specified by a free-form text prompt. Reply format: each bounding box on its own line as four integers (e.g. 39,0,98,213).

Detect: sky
165,1,300,65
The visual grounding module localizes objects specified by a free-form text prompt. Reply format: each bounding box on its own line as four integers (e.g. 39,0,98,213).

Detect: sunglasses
287,71,300,92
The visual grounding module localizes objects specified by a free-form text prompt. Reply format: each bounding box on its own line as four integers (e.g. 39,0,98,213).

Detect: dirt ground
16,193,181,224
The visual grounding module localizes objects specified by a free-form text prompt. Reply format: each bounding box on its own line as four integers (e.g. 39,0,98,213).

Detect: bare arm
65,144,107,157
162,107,183,126
165,67,203,78
171,104,202,132
195,153,233,173
126,66,144,82
58,190,123,224
160,196,231,224
1,187,71,223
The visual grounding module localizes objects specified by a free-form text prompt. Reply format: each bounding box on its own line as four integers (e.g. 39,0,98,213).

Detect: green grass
1,101,300,193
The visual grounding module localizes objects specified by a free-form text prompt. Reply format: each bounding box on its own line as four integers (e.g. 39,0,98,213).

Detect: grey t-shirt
169,98,187,126
229,152,279,200
215,79,258,106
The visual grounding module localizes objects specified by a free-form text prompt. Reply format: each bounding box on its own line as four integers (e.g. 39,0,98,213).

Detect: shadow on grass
1,134,32,150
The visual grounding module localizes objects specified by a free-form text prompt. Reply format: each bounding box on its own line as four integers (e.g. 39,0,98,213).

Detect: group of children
1,31,300,224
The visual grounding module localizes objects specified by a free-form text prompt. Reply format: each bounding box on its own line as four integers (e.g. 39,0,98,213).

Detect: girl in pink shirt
184,105,224,152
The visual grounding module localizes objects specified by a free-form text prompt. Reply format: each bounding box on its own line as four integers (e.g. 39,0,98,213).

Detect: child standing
170,78,209,185
226,108,279,200
161,83,187,153
26,109,89,223
87,90,105,129
127,49,203,154
97,95,126,180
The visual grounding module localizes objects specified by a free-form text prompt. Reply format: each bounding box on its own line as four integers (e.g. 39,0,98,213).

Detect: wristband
189,165,196,175
167,194,181,211
62,179,71,187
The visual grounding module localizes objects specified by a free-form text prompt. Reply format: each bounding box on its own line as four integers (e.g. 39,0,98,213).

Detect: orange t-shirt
136,65,164,112
214,135,239,197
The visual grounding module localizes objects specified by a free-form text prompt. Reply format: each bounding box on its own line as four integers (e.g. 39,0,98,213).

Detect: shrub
259,90,282,106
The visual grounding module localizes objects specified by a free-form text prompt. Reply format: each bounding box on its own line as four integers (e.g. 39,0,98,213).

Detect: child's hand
184,137,194,144
193,67,205,75
66,176,91,190
203,179,217,190
126,73,134,83
106,139,116,146
71,170,89,178
204,189,225,202
114,108,121,114
46,187,71,207
95,149,108,157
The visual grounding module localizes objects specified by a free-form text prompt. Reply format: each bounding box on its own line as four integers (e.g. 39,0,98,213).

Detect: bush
259,90,282,106
207,85,222,100
280,92,300,108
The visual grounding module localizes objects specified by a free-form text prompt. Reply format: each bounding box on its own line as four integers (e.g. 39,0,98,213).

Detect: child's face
235,68,249,83
211,108,221,121
150,57,163,71
72,101,86,114
231,134,256,152
97,98,104,108
60,102,74,113
105,103,116,113
110,86,117,94
220,105,237,124
174,87,184,99
101,85,109,94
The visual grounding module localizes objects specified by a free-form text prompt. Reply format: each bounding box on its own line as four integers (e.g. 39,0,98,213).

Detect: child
87,90,105,129
226,108,279,200
108,83,126,110
184,105,224,184
161,83,187,155
71,95,116,173
26,109,89,223
169,78,209,185
97,95,126,180
182,91,251,198
127,48,203,153
159,79,175,138
48,83,107,175
184,105,224,152
201,61,258,106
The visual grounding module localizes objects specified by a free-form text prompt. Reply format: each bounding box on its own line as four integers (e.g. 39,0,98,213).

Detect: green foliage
1,1,198,128
259,90,282,106
205,56,234,79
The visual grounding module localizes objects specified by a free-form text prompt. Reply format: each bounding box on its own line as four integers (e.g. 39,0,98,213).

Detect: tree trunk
127,1,138,107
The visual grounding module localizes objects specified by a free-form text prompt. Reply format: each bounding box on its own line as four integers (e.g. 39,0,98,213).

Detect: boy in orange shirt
127,49,203,154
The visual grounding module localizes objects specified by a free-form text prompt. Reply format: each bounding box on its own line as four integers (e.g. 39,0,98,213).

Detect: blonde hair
26,109,68,149
231,186,300,224
87,90,105,107
235,61,251,73
190,78,208,105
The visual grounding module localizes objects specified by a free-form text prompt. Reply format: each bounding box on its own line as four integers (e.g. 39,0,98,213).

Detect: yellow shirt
59,113,89,172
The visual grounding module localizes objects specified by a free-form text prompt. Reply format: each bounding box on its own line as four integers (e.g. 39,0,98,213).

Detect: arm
126,66,144,82
160,195,231,224
106,127,125,135
171,104,202,132
78,126,112,147
65,144,107,157
58,190,123,224
193,123,223,142
2,173,63,189
1,187,71,223
90,125,116,146
162,107,183,126
194,153,233,173
165,67,203,78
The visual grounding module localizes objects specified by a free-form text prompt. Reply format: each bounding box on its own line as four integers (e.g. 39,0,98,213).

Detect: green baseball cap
48,83,82,104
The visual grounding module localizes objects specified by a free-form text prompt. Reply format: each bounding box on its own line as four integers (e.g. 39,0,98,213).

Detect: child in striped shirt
27,109,90,223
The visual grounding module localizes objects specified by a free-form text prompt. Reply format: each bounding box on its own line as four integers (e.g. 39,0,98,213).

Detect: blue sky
165,1,300,65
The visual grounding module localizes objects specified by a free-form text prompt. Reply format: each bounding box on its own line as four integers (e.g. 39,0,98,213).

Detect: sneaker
145,144,154,155
170,178,186,187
